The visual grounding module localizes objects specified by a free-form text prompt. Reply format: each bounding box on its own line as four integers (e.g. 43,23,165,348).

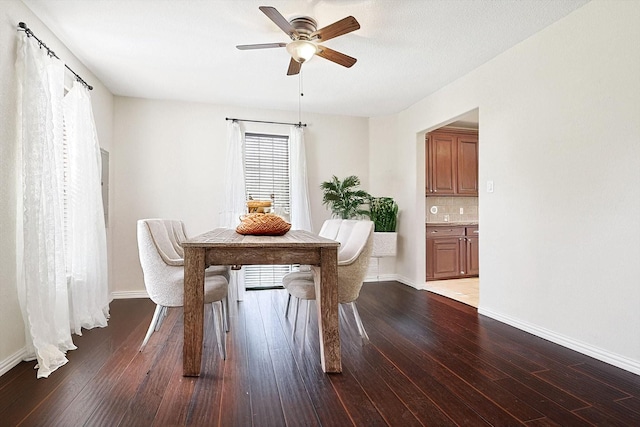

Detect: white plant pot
372,232,397,257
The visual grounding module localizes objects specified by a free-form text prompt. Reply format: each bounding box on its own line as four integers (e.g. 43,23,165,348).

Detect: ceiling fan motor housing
289,16,317,39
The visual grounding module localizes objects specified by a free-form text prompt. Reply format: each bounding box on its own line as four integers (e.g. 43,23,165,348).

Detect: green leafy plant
320,175,371,219
368,197,398,232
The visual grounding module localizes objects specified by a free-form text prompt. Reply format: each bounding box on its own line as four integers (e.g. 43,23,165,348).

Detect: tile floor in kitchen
426,277,479,308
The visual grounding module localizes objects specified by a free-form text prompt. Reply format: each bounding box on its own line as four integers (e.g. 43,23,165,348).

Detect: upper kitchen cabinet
426,129,478,196
427,132,457,195
456,133,479,195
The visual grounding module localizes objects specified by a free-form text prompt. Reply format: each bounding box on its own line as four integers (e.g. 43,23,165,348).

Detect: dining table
181,228,341,376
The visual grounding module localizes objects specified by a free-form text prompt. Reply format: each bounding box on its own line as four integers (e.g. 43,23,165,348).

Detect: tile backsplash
426,196,478,223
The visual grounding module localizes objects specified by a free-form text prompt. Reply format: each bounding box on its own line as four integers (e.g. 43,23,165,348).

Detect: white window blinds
244,132,293,289
244,133,290,214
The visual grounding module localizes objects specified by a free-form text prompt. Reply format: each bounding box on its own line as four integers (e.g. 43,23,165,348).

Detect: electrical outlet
487,180,494,193
444,214,449,222
460,208,464,214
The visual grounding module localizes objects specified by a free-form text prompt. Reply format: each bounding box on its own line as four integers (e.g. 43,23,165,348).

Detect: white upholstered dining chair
282,219,374,343
282,218,342,314
137,219,229,359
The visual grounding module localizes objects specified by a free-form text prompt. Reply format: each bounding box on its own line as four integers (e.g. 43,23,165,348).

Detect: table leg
183,247,205,376
316,246,341,373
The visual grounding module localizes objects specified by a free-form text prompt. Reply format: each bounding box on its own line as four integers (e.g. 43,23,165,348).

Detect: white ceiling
22,0,589,118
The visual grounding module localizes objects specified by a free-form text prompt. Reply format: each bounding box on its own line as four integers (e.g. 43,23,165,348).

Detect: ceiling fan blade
259,6,299,39
316,46,357,68
287,58,301,76
236,42,287,50
311,16,360,42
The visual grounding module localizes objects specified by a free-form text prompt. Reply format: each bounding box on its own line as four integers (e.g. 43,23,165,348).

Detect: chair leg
140,304,164,351
155,305,168,331
284,294,292,318
222,296,230,332
339,303,348,324
302,299,311,345
292,297,300,341
212,301,226,360
350,302,370,342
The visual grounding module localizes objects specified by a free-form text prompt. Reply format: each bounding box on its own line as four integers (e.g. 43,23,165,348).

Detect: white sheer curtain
221,120,247,300
62,82,110,335
221,120,246,229
16,33,76,378
289,126,312,232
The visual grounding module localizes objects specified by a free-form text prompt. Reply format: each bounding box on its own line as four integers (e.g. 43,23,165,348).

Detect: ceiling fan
236,6,360,76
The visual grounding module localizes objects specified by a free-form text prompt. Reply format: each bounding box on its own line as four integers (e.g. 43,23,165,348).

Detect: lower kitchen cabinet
426,224,479,281
433,238,461,279
426,238,434,280
464,226,479,276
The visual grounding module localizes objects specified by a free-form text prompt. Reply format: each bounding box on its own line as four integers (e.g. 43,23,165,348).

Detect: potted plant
368,196,398,257
320,175,371,219
368,197,398,232
320,176,398,258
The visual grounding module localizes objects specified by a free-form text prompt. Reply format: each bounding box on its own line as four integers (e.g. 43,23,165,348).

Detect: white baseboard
0,347,27,377
362,274,427,290
110,290,149,300
365,273,398,282
399,276,427,290
479,307,640,376
392,274,426,290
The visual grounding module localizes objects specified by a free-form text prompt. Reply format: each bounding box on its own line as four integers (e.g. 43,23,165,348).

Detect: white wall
370,0,640,373
111,97,369,294
0,0,114,370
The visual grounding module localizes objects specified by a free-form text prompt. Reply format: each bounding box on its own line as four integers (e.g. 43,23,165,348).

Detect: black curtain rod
225,117,307,128
17,22,93,91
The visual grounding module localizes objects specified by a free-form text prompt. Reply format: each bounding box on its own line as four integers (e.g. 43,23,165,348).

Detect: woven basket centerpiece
246,200,272,213
236,213,291,236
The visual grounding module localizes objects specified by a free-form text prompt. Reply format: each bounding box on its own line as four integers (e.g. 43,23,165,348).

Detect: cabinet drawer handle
473,230,479,234
431,229,453,233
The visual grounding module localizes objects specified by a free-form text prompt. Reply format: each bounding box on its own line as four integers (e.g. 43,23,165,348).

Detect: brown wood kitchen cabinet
426,130,478,196
426,237,434,280
426,224,479,281
427,132,457,195
463,226,479,276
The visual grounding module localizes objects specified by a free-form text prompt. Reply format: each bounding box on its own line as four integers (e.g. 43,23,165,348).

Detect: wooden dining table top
182,228,340,248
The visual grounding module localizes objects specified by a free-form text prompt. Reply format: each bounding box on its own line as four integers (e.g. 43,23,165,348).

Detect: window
244,133,290,216
244,132,293,289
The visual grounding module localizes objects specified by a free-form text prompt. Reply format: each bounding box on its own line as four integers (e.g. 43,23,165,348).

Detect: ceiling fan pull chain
298,70,304,125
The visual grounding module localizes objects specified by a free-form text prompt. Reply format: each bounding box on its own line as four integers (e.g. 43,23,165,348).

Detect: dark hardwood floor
1,281,639,426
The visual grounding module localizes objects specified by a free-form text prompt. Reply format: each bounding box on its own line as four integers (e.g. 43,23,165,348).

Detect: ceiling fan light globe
286,40,317,63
